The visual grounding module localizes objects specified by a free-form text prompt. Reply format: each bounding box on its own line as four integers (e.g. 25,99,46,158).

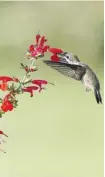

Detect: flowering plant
0,33,64,153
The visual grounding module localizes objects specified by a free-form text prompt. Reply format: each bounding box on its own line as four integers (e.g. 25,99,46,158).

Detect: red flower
36,34,41,45
47,47,64,62
0,130,8,137
29,45,35,53
27,33,49,59
22,86,39,97
51,54,60,62
0,76,18,91
1,100,13,112
39,36,47,49
1,94,14,112
0,76,14,91
0,80,8,91
48,48,63,54
32,79,54,92
0,76,14,82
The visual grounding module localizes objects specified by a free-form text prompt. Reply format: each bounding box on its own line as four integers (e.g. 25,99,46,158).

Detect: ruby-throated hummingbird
43,52,102,104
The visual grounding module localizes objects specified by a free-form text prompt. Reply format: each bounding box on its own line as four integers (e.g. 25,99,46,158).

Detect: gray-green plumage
43,52,102,104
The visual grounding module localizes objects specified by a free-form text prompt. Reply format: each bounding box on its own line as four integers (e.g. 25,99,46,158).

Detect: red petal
8,104,13,111
3,94,12,102
0,81,8,91
0,76,14,82
22,88,33,96
25,86,39,91
31,50,38,57
29,45,35,52
43,45,50,52
1,105,8,112
32,80,48,86
36,34,41,45
39,36,46,48
23,86,38,97
51,54,60,62
48,48,63,54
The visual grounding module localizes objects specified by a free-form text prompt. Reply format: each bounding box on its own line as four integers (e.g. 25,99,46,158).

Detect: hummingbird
42,52,102,104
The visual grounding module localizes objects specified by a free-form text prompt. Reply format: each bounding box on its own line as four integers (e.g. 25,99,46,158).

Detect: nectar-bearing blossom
1,100,13,112
48,47,64,62
0,76,18,92
25,33,49,60
32,79,54,92
25,33,64,62
22,86,39,97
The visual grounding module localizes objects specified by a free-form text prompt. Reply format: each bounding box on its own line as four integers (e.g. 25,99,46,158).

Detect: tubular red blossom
51,54,60,62
8,103,13,111
22,86,39,97
1,100,13,112
32,79,54,92
0,76,14,82
1,94,14,112
25,86,39,90
26,33,49,59
43,45,50,52
39,36,46,48
48,47,63,54
29,45,35,52
31,50,39,57
0,80,8,91
32,80,48,85
36,34,41,45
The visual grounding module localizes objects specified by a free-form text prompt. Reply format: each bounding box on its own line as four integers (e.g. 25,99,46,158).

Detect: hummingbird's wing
43,60,86,80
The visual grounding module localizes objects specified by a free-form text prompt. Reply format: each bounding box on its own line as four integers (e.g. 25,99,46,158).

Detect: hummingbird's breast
81,66,100,90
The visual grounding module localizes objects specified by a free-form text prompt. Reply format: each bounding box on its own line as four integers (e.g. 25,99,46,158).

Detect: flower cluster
0,32,63,153
25,33,64,61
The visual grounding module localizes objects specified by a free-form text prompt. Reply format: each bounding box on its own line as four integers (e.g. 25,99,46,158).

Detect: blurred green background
0,2,104,177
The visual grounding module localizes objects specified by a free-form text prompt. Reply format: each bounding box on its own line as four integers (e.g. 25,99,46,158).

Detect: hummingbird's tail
94,89,102,104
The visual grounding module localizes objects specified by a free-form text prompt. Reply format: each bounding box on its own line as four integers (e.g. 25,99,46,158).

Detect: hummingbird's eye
66,55,70,59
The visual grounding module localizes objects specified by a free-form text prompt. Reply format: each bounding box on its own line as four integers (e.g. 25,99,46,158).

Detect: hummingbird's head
58,52,73,60
58,52,80,63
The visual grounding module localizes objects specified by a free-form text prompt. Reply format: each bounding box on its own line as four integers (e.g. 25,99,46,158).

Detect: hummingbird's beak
57,52,67,59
